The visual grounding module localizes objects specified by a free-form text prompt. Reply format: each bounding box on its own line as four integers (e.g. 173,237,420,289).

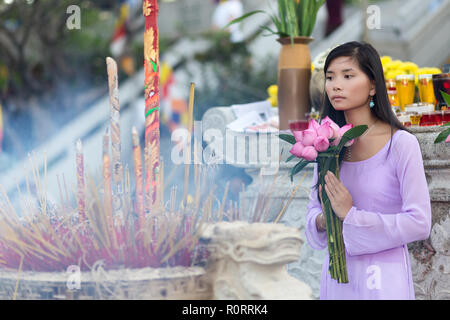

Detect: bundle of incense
158,156,164,210
132,126,145,228
106,57,124,211
183,82,195,208
102,128,116,248
144,144,153,214
76,139,86,221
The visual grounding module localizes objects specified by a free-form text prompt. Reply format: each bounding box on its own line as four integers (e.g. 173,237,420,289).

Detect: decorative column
143,0,160,208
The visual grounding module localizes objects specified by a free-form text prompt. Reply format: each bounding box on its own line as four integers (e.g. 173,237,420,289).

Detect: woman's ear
369,80,376,96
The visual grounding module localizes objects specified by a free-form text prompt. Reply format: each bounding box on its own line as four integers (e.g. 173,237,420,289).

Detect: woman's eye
344,75,353,79
326,76,332,81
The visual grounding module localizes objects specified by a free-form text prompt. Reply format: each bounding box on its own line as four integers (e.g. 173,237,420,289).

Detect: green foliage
433,91,450,144
226,0,325,41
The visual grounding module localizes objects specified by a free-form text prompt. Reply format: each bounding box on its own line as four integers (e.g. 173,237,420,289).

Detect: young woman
305,41,431,299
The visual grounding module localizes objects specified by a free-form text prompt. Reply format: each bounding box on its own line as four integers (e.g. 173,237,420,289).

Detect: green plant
226,0,325,43
434,91,450,144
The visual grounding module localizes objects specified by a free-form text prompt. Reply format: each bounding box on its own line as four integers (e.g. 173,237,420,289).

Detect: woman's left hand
322,170,353,221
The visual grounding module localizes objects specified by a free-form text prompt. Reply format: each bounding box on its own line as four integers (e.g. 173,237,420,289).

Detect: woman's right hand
315,213,327,232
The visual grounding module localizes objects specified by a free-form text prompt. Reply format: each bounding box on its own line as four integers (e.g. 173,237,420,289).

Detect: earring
369,96,375,108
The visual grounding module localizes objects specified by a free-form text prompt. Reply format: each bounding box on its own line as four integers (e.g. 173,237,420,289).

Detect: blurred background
0,0,449,209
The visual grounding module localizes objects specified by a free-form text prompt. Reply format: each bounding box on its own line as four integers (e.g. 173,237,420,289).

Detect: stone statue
200,221,312,300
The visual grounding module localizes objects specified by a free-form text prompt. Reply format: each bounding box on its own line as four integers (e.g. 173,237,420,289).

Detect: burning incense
144,0,160,207
102,128,115,243
159,156,164,209
76,139,86,221
106,57,124,194
144,144,153,214
132,126,144,227
183,82,195,208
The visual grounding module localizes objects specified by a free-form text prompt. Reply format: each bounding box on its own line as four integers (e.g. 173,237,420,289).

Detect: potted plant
227,0,325,130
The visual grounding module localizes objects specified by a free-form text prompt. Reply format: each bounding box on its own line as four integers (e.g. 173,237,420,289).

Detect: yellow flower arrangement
267,84,278,107
380,56,442,85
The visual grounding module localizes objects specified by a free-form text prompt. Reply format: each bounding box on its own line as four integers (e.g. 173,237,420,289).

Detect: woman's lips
332,97,345,102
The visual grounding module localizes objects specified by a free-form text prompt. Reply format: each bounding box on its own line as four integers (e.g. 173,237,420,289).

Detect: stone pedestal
201,106,450,299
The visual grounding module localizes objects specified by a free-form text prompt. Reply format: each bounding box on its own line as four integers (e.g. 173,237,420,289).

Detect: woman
305,41,431,299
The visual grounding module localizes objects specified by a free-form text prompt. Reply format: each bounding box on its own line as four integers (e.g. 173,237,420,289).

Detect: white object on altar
230,100,274,122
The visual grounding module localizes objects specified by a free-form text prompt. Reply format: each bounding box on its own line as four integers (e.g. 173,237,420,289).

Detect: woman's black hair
313,41,409,193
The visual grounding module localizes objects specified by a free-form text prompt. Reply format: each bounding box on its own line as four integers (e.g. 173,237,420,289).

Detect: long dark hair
314,41,409,191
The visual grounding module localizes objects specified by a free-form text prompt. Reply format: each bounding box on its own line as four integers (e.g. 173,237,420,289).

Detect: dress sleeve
305,163,328,250
342,133,432,256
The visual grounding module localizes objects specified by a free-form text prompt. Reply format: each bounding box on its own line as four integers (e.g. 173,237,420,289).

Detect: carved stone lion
200,222,312,300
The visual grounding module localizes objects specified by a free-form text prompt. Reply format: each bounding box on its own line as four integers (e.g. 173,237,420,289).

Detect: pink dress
305,129,432,299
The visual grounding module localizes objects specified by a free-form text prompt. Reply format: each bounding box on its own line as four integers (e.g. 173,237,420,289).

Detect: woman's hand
315,213,327,232
320,170,353,221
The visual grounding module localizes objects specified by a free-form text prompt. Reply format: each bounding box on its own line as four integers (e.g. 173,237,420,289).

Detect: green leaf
224,10,266,29
434,127,450,144
336,125,368,150
285,0,299,38
286,154,296,162
260,26,280,37
290,160,310,182
317,152,337,158
442,121,450,127
278,133,296,145
278,0,287,35
441,90,450,107
307,0,325,36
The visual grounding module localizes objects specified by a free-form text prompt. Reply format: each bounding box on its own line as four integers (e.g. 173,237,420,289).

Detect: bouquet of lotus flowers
279,117,369,283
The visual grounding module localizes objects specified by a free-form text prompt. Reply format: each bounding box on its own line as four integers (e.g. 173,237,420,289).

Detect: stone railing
202,106,450,300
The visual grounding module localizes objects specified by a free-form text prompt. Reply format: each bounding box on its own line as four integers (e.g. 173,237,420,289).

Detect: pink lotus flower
340,124,355,147
314,135,330,152
446,135,450,143
293,131,303,143
331,123,354,146
289,142,305,158
317,122,334,139
322,116,340,139
301,128,317,146
301,146,318,161
308,119,321,133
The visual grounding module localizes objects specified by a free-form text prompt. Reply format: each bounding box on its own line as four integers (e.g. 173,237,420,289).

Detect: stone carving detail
201,221,312,300
411,216,450,300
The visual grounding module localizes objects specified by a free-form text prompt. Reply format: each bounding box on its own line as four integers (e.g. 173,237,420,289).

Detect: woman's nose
332,80,342,91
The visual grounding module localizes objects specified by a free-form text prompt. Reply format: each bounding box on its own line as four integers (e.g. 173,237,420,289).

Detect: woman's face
325,56,375,112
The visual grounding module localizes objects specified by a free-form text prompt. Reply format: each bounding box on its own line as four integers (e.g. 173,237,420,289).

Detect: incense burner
0,266,211,300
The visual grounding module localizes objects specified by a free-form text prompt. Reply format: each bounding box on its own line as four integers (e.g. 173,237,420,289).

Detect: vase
277,36,314,130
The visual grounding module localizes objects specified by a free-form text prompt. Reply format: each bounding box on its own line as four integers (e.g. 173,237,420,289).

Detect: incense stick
132,126,145,228
76,139,86,222
183,83,195,207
